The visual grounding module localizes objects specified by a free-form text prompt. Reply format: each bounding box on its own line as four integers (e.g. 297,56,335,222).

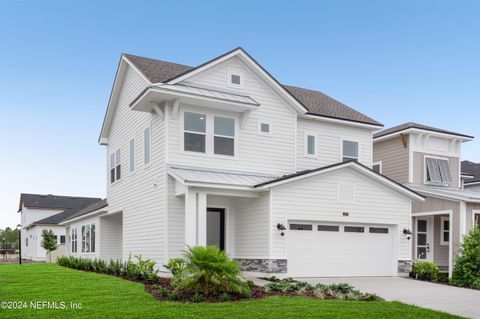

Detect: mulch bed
144,277,315,303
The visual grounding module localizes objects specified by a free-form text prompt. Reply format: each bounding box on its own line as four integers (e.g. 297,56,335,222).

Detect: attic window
227,70,244,88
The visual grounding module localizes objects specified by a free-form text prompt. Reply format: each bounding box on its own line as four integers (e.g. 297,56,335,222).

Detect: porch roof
167,166,278,188
407,184,480,203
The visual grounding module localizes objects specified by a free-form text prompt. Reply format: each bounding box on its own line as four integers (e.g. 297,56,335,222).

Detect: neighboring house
61,47,425,277
373,122,479,277
462,160,480,192
18,193,102,261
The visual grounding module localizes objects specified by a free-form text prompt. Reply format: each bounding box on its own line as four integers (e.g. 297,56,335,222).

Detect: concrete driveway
297,277,480,318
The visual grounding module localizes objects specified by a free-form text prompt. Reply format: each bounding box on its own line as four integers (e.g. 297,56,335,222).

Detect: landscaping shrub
264,278,313,293
451,226,480,289
410,260,440,281
314,283,383,301
170,246,251,296
163,257,186,276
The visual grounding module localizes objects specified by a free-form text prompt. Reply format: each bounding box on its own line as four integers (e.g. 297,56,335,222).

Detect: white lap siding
270,168,412,261
296,118,373,171
100,214,123,261
106,64,167,265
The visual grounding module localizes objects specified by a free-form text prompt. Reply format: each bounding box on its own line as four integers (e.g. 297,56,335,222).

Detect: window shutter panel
426,158,442,183
438,159,452,183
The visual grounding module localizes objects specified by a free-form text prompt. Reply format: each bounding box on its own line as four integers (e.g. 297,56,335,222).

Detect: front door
206,208,225,250
416,217,433,261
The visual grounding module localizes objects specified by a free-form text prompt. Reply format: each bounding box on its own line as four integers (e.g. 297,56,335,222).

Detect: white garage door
287,222,395,277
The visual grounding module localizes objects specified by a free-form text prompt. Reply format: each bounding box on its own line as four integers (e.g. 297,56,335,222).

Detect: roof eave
374,127,474,142
303,113,383,130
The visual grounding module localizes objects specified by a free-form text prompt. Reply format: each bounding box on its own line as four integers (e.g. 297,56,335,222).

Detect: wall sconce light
276,223,286,237
403,228,413,240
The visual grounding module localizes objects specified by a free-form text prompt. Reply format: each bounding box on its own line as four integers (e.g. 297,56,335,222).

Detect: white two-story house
373,123,479,277
61,47,424,277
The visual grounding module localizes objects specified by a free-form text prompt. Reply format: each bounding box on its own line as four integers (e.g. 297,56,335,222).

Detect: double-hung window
81,224,95,253
425,157,452,185
342,140,359,162
71,228,77,253
183,112,236,157
184,112,206,153
440,217,449,245
110,149,121,183
214,116,235,156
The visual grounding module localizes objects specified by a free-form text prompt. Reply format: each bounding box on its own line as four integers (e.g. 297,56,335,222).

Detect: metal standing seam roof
374,122,474,139
406,184,480,202
152,83,260,105
168,166,278,187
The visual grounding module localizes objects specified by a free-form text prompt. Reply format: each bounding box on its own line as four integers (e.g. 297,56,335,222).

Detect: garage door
287,222,395,277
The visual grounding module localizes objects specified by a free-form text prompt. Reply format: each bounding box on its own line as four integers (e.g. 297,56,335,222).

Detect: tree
41,229,58,262
451,226,480,289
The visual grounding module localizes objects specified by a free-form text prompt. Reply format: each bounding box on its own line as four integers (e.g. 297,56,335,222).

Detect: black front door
206,208,225,250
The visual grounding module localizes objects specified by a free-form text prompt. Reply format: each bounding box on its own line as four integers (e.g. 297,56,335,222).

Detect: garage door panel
287,222,394,277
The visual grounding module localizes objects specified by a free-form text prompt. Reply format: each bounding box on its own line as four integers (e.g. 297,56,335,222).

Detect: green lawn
0,263,463,319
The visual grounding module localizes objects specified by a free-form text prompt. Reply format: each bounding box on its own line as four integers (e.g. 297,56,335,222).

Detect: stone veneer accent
235,259,287,273
398,260,412,273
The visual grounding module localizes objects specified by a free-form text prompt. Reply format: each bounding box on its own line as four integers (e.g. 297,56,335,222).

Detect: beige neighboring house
18,193,102,261
373,123,479,277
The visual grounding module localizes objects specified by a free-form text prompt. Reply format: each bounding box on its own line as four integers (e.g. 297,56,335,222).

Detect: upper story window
183,111,236,157
304,133,316,157
184,112,206,153
214,116,235,156
227,69,244,89
257,119,272,137
342,140,359,162
372,161,382,174
110,149,121,183
129,138,135,173
144,127,151,166
425,157,451,185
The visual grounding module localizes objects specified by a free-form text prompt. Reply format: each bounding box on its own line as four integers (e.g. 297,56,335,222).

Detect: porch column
185,190,197,247
197,192,207,246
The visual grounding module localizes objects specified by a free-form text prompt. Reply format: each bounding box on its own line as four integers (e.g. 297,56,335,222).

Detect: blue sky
1,0,479,228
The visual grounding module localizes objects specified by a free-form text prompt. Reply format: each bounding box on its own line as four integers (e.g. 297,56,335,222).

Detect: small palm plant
172,246,251,296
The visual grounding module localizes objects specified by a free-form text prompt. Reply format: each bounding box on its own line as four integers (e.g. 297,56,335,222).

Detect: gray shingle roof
19,193,101,212
123,51,382,126
462,161,480,183
62,198,108,223
374,122,474,139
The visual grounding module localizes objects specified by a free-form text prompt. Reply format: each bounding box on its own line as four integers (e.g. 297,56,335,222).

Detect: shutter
426,158,442,183
438,159,452,183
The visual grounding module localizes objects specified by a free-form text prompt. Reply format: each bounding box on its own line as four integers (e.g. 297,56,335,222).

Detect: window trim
341,139,360,162
180,108,239,160
110,148,122,184
440,216,449,246
424,155,450,186
129,137,136,174
143,126,152,168
226,69,244,89
257,119,272,137
304,132,317,158
372,161,382,174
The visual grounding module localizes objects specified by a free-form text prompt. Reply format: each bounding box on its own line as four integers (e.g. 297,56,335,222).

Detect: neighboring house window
425,157,451,185
53,235,58,243
372,161,382,174
440,216,449,245
71,228,77,253
184,112,206,153
60,235,65,244
304,133,316,157
129,138,135,173
257,119,272,136
227,69,244,88
144,127,151,165
214,116,235,156
342,140,359,162
25,238,28,247
110,149,121,183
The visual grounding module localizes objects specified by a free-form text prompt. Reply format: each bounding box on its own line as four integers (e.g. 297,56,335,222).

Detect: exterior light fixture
276,223,286,237
403,228,413,240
